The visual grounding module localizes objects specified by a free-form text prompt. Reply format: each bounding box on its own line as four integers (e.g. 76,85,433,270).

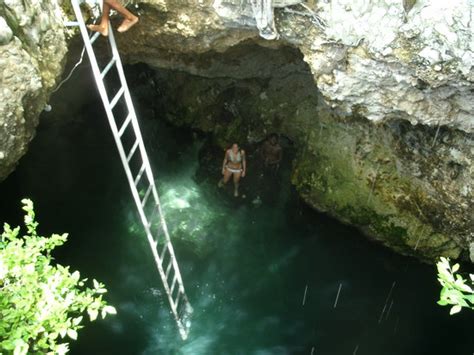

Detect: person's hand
242,170,246,178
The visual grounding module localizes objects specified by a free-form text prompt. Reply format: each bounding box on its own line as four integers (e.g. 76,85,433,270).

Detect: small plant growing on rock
437,257,474,314
0,199,116,354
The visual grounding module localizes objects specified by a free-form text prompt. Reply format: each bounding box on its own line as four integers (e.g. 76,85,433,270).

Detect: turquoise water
0,65,472,354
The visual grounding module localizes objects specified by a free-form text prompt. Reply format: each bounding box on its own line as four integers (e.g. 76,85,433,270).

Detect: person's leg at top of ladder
88,0,139,37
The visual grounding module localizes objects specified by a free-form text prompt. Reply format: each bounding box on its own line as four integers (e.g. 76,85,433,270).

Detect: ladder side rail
70,1,110,116
108,26,191,337
149,190,192,316
153,198,189,301
141,206,189,338
70,4,157,266
106,28,166,236
70,3,147,229
71,3,191,338
142,216,182,321
107,28,191,312
107,27,155,190
105,29,171,265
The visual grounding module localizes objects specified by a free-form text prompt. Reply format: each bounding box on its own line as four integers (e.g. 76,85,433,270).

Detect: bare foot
117,16,139,33
87,24,109,37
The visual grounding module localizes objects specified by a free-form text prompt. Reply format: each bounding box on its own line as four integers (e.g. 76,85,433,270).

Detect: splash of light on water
125,141,228,255
157,178,227,252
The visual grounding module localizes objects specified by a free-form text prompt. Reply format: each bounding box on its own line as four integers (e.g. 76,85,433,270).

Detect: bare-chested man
261,134,282,173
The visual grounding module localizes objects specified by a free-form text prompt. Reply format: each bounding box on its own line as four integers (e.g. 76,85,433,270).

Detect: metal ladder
69,0,192,340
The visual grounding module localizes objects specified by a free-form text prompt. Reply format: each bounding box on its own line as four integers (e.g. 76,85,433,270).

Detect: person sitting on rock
88,0,139,37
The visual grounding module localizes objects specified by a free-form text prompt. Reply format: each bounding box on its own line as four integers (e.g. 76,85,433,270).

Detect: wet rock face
125,39,472,261
292,117,472,261
0,0,67,181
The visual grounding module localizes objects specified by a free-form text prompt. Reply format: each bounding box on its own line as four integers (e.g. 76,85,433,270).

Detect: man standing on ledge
88,0,139,37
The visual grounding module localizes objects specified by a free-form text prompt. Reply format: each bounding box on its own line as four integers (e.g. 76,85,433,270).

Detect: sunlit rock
0,0,67,181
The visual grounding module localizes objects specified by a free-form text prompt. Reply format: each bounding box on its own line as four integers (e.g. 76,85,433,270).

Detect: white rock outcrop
0,0,67,180
213,0,474,133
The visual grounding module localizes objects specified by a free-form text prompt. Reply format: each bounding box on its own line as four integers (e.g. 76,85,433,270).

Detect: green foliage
0,199,117,355
437,257,474,315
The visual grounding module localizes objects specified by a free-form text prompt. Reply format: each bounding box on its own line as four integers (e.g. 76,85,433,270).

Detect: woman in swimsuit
218,143,246,197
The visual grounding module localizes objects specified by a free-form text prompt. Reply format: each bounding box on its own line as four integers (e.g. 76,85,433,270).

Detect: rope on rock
51,46,86,94
250,0,279,40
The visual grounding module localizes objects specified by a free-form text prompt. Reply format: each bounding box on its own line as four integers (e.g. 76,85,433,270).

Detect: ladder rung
160,243,168,261
174,290,183,313
64,21,79,27
126,140,139,162
141,185,153,208
89,31,101,45
147,207,158,228
171,288,183,317
101,58,116,79
170,275,178,296
165,260,173,279
118,113,133,137
134,163,146,186
173,290,186,318
110,87,125,110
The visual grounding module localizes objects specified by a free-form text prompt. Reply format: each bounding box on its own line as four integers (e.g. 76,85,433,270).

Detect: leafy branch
0,199,116,355
437,257,474,315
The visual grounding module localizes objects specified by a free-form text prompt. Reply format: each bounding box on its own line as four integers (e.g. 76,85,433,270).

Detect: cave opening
121,41,321,205
0,39,473,354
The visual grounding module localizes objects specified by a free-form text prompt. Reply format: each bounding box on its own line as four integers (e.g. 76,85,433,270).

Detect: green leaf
13,339,29,355
87,308,98,321
59,328,67,338
104,305,117,315
72,316,83,326
67,328,78,340
55,343,69,355
449,305,462,315
451,263,460,273
437,299,448,306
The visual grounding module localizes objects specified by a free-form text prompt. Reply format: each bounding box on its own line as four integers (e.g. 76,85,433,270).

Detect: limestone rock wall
0,0,67,181
118,0,473,132
300,0,474,133
114,0,473,261
126,49,473,261
0,0,471,261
